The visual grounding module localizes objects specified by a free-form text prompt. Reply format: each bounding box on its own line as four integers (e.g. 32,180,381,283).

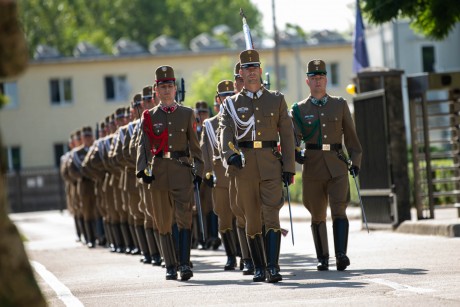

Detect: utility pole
272,0,281,90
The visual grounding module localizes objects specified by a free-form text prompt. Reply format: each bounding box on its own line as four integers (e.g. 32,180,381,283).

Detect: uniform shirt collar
309,95,328,107
160,102,178,113
242,86,265,99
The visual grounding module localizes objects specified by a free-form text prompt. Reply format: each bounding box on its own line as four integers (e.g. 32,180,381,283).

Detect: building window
50,78,72,105
54,143,68,168
422,46,435,73
327,63,339,87
3,146,21,171
105,75,129,102
0,81,19,109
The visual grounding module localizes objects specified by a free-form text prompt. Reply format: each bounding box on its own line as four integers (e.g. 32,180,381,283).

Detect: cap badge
248,50,252,54
161,66,167,72
314,60,321,65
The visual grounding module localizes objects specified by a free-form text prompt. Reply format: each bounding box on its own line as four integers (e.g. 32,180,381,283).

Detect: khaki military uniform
291,95,362,222
137,103,204,234
201,114,233,231
220,88,295,236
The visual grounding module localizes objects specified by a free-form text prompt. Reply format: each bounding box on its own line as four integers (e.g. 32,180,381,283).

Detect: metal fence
6,167,66,213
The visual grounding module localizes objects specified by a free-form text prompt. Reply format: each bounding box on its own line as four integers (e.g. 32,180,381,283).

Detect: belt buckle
253,141,262,149
164,152,171,159
322,144,330,151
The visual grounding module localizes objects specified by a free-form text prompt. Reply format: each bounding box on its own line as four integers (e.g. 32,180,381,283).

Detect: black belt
155,151,189,159
306,143,342,151
238,141,277,149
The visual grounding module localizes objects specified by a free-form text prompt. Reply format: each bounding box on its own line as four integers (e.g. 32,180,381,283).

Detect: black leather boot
178,229,193,281
74,216,82,242
220,230,237,271
105,221,116,252
237,227,254,275
111,223,125,253
146,227,162,266
265,229,282,283
120,222,134,254
129,224,141,255
247,234,266,282
79,217,88,245
85,219,97,248
96,217,106,246
333,218,350,271
311,222,329,271
135,226,152,264
159,233,177,280
153,229,164,265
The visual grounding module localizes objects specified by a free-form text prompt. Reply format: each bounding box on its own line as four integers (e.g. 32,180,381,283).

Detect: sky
250,0,356,34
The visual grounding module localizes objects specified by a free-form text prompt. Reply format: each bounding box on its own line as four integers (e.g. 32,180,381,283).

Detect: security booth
407,72,460,219
352,68,411,228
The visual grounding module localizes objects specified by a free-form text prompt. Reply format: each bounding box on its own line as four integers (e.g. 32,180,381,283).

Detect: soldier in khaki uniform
220,50,295,283
130,85,163,265
122,92,161,265
291,59,362,271
229,62,254,274
68,127,98,248
137,65,204,281
201,80,239,270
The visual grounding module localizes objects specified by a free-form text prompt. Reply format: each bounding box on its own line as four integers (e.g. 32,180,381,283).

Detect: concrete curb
396,219,460,237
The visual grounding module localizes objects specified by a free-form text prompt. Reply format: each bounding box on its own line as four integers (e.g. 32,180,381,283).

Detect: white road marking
366,278,435,294
31,261,84,307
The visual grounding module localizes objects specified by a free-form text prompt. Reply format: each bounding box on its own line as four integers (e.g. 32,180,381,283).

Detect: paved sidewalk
280,203,460,237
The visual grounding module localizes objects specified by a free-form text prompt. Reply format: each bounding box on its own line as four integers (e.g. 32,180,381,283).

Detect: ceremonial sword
337,150,369,233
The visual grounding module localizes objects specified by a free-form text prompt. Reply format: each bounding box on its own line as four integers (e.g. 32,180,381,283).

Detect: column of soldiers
60,48,362,283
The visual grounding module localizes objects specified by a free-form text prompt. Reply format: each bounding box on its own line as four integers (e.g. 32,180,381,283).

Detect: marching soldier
112,106,142,255
201,80,239,270
137,65,204,281
122,92,161,265
60,132,82,242
130,85,163,265
291,59,362,271
220,50,295,283
67,127,98,248
194,101,220,250
228,65,254,274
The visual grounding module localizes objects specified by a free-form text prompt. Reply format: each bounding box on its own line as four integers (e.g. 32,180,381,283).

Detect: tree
361,0,460,40
17,0,261,56
185,57,234,111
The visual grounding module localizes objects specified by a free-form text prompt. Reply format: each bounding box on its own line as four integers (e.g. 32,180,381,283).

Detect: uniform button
308,121,311,125
169,145,172,148
181,129,184,132
168,122,172,125
321,113,324,116
258,132,261,135
257,120,260,123
169,134,172,136
256,107,259,110
242,115,245,118
324,135,327,138
322,124,326,127
271,113,274,116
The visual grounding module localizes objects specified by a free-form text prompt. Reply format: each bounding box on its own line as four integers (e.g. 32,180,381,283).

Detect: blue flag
353,0,369,73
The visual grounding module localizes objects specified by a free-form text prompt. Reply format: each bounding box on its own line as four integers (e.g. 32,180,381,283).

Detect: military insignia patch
237,107,249,113
304,115,315,119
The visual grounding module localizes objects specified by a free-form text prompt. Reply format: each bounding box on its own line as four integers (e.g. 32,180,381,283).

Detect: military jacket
291,95,362,180
137,103,204,190
201,114,229,188
220,87,295,180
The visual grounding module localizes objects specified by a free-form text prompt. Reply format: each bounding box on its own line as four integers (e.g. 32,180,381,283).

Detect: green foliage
361,0,460,40
0,94,7,109
17,0,261,56
185,57,234,109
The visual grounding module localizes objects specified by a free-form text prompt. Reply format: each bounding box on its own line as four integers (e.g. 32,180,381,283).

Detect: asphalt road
11,206,460,307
